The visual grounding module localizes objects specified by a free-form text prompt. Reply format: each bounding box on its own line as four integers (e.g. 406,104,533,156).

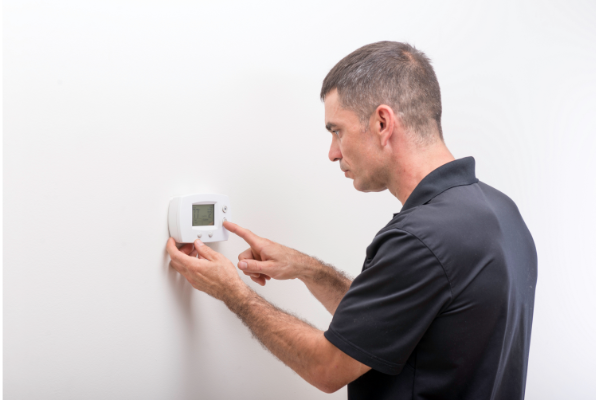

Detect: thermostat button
208,232,213,238
197,233,202,238
222,205,228,213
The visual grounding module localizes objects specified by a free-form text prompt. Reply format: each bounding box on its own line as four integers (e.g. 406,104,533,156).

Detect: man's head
322,41,452,200
321,41,443,142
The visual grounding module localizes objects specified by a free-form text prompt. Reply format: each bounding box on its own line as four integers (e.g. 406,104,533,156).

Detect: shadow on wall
162,240,230,398
163,245,200,398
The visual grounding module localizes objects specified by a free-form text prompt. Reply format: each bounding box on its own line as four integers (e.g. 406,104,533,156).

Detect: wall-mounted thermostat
168,194,231,243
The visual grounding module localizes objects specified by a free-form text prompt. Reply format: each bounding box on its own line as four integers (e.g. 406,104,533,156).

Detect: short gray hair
320,41,443,141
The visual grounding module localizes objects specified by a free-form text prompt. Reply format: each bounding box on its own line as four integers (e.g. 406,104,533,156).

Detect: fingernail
195,239,204,247
239,261,247,269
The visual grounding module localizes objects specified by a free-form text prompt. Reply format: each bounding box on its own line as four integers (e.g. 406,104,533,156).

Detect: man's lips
340,164,350,177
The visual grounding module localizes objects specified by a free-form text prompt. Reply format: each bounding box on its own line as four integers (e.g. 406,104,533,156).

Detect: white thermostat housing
168,194,231,243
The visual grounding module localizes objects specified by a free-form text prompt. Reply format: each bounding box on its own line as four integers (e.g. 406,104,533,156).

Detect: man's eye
334,130,340,137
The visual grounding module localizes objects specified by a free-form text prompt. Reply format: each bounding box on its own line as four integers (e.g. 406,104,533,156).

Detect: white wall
4,1,595,399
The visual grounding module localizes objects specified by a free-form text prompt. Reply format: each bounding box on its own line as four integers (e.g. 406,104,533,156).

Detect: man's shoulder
385,180,519,240
373,181,524,270
375,180,534,296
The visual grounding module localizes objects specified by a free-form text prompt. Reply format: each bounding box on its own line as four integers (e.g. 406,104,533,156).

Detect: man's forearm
296,254,352,315
224,285,331,390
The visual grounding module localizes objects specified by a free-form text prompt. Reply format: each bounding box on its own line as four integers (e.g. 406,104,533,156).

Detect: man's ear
372,105,396,147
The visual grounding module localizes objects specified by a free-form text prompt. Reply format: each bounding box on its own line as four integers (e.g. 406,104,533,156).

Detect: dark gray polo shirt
324,157,537,400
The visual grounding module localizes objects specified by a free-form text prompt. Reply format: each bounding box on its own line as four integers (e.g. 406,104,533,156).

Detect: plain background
3,0,595,399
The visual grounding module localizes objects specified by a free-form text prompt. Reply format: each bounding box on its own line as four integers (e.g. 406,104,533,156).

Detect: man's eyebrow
325,122,338,132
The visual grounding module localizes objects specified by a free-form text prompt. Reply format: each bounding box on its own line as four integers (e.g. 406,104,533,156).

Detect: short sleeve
324,229,451,375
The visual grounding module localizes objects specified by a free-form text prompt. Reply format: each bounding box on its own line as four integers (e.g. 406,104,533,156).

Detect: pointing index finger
224,221,264,248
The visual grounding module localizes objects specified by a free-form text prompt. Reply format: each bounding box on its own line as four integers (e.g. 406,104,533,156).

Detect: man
166,41,537,399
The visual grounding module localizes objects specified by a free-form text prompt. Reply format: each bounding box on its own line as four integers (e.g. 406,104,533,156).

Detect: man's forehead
324,90,342,129
324,90,361,130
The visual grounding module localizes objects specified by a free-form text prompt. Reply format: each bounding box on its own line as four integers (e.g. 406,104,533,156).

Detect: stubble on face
344,120,389,193
325,90,388,193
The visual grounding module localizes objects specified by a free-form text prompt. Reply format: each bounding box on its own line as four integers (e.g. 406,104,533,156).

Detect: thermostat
168,194,231,243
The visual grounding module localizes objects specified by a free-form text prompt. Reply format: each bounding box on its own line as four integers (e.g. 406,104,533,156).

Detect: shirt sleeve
324,228,452,375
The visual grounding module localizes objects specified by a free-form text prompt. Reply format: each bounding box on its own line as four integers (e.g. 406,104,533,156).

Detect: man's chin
353,179,386,193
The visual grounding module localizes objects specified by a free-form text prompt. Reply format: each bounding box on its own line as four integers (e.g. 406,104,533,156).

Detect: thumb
194,239,218,261
238,259,274,275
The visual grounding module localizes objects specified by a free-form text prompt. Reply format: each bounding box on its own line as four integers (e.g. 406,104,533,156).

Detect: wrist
296,253,321,282
222,280,252,312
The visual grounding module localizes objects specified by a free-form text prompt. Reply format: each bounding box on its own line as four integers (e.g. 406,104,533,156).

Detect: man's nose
328,136,342,162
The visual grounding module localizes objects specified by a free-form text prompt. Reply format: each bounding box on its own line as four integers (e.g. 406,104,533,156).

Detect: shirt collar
400,157,479,213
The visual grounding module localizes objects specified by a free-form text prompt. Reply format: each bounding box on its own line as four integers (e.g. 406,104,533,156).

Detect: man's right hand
223,221,307,286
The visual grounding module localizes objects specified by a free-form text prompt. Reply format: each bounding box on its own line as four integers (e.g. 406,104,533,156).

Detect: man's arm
227,284,369,393
166,238,371,393
223,221,352,314
296,256,352,315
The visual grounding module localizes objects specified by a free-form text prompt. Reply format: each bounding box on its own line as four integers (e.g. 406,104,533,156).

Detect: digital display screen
192,204,214,226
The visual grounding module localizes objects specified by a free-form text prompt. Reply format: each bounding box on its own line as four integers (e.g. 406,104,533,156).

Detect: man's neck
388,142,455,205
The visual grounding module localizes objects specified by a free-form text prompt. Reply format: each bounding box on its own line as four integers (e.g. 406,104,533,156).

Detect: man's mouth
340,164,350,177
